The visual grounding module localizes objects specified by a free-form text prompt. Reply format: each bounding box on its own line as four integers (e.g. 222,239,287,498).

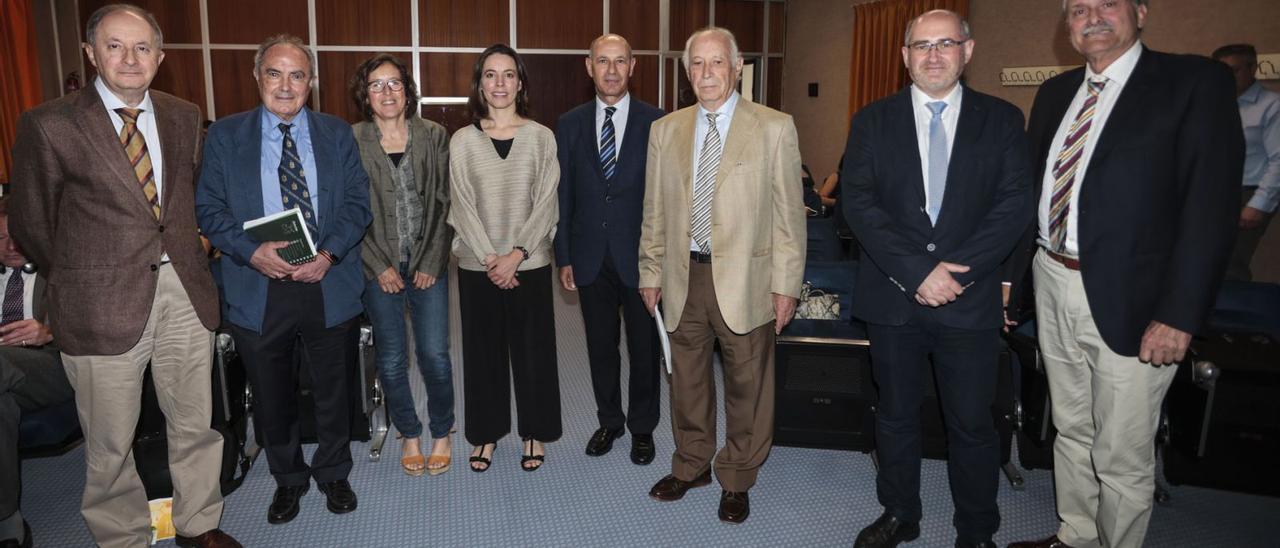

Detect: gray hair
84,3,164,50
252,34,316,84
1062,0,1149,12
904,9,971,47
681,27,741,70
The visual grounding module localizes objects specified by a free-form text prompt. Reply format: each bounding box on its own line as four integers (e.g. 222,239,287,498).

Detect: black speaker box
774,336,877,451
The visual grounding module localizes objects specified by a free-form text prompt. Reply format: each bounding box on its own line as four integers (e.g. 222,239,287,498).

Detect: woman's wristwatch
513,246,530,262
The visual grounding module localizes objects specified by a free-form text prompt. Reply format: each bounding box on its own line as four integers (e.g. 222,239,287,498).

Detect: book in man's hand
243,208,317,265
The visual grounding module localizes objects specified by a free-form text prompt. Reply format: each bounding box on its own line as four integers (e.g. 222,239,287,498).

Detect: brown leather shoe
175,529,242,548
718,490,750,523
649,469,713,501
1007,535,1073,548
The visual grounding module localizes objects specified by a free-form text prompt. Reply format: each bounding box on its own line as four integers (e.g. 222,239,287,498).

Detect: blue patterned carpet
18,266,1280,547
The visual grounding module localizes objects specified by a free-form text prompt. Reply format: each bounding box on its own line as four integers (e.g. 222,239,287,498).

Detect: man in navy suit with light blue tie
196,34,371,525
841,10,1032,548
554,34,665,465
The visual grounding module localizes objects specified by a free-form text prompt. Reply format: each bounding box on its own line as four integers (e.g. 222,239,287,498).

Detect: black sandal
521,438,545,472
469,442,495,473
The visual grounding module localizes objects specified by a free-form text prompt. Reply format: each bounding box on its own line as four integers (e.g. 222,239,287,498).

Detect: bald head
590,34,632,59
904,9,970,46
586,34,636,105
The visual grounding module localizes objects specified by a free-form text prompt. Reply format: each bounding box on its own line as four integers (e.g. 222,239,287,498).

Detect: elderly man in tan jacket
639,26,805,525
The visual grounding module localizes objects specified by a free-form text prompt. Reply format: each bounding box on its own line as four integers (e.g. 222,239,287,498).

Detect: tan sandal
426,454,451,476
401,454,426,476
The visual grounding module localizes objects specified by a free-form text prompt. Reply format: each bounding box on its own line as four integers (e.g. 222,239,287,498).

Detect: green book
243,208,317,265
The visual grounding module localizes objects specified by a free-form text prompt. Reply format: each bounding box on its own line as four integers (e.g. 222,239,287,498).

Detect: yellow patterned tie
115,108,160,219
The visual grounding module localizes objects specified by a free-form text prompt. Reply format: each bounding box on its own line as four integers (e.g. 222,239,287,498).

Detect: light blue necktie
926,101,948,225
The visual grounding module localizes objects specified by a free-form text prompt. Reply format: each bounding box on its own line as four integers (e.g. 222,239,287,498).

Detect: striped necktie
691,112,722,253
1048,79,1106,253
115,108,160,219
1,272,23,326
278,123,319,238
600,106,617,180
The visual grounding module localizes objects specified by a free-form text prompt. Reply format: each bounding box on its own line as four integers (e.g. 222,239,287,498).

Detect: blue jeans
363,264,455,439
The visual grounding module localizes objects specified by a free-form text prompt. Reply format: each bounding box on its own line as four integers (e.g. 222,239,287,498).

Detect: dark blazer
10,87,220,355
353,117,453,279
554,98,665,288
841,86,1033,329
196,106,372,333
1005,47,1244,356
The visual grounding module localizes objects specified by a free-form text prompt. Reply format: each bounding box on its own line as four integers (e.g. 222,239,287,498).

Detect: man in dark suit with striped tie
554,34,665,465
196,34,371,525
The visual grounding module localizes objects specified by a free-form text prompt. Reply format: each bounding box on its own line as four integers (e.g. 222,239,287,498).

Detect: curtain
848,0,970,120
0,0,43,185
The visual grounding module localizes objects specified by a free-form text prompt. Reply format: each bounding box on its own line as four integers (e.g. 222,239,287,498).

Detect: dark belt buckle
690,250,712,264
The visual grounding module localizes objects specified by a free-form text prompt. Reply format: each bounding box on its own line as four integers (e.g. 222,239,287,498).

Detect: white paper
654,310,673,375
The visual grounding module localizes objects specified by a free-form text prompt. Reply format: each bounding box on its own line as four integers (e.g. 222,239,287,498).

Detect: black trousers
867,309,1001,543
230,280,355,487
457,266,561,446
578,257,660,435
0,346,72,518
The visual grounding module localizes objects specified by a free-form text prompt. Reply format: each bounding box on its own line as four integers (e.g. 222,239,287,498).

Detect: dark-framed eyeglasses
907,38,968,53
367,79,405,93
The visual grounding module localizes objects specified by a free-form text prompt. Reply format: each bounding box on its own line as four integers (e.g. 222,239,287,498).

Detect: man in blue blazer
554,34,666,465
841,10,1032,548
196,35,371,525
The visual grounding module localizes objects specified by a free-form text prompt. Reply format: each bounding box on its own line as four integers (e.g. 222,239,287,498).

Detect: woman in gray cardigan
350,54,455,476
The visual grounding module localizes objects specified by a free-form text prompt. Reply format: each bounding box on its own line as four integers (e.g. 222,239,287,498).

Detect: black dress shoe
317,479,358,514
649,469,713,501
267,484,309,524
854,511,920,548
175,528,242,548
1007,535,1074,548
718,490,750,523
631,433,655,465
956,540,996,548
585,426,624,456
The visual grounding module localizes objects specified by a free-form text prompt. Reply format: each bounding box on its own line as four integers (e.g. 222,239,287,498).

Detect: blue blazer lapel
581,107,608,183
889,90,927,211
307,110,336,235
1088,46,1154,168
236,107,266,221
936,89,988,226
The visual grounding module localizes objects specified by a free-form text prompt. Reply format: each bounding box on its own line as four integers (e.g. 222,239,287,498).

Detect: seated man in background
0,197,73,548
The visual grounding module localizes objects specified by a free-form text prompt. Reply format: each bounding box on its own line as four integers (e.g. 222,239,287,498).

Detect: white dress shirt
690,91,741,252
910,83,963,215
96,77,163,204
595,92,631,157
1239,81,1280,213
0,269,36,321
1037,40,1144,256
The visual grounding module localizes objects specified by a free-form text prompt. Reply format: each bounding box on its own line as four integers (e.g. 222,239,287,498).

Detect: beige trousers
62,264,222,548
1033,249,1177,548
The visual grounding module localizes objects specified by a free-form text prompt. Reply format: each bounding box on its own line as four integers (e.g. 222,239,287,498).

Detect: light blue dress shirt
259,107,321,224
1239,81,1280,213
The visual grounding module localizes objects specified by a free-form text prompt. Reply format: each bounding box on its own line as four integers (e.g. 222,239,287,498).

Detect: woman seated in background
446,44,561,473
349,53,455,477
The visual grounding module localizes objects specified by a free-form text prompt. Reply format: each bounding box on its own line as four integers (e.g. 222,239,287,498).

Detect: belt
690,250,712,263
1045,249,1080,271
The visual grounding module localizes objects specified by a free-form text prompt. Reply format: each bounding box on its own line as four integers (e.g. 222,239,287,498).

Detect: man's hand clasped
915,261,970,307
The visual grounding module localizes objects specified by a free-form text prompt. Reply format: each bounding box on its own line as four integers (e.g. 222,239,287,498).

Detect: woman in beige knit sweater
446,44,561,473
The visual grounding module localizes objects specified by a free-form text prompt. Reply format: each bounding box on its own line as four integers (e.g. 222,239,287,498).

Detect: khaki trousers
668,260,775,492
62,264,222,548
1033,249,1177,548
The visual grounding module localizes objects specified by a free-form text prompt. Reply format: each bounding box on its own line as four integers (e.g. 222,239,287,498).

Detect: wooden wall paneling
715,0,764,53
209,49,275,119
629,55,661,107
674,59,695,110
420,105,473,136
768,1,786,53
664,58,676,111
520,54,596,130
669,0,710,49
316,0,411,46
420,53,476,98
151,49,208,119
208,0,309,44
516,0,602,50
608,0,659,51
318,51,414,124
766,57,783,110
78,0,201,45
421,0,509,48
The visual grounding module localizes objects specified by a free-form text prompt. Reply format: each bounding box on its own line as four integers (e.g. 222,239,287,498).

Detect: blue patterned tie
599,106,617,180
1,273,23,325
926,101,949,225
278,123,318,237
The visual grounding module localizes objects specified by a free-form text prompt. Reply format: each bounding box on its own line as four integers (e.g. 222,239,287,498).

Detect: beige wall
784,0,1280,281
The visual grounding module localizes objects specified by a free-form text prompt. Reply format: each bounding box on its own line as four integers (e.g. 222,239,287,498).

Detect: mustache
1082,21,1114,36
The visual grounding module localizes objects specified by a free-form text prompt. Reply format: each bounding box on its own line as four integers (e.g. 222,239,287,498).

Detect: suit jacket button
602,221,608,229
150,264,158,272
605,196,613,203
158,225,165,232
926,243,936,252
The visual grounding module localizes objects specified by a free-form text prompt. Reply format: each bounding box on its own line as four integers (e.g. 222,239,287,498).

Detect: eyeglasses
367,79,404,93
907,38,968,53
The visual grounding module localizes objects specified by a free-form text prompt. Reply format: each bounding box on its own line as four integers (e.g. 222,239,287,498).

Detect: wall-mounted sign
1003,53,1280,87
1258,53,1280,81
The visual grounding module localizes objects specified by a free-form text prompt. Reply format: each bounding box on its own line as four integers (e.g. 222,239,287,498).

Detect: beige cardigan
446,121,560,272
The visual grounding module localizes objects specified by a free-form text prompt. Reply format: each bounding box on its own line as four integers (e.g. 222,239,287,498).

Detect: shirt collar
95,77,154,113
1240,81,1264,104
596,92,630,114
1086,39,1143,87
261,106,310,136
909,82,964,113
698,90,740,119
